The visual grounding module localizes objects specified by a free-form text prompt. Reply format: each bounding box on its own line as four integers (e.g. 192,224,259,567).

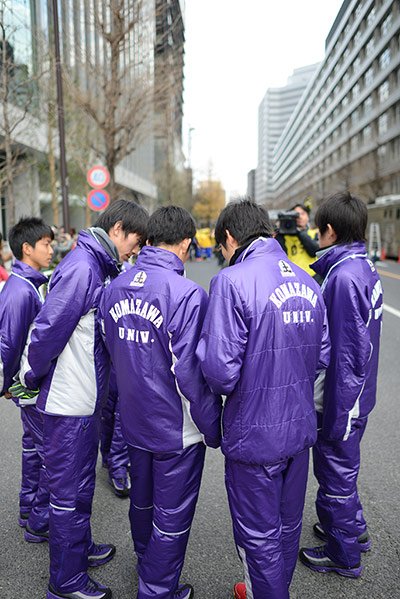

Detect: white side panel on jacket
45,310,97,416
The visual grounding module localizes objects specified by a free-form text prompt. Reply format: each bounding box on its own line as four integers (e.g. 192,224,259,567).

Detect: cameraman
275,203,319,276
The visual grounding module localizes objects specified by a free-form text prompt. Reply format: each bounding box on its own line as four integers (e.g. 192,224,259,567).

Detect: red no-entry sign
87,166,110,189
87,189,110,211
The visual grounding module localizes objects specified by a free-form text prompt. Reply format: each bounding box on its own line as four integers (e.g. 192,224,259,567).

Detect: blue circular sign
87,189,110,211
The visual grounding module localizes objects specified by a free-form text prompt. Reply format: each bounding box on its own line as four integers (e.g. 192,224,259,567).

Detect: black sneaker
88,543,116,567
24,522,49,543
313,522,371,552
299,545,362,578
174,583,194,599
47,577,112,598
110,476,131,498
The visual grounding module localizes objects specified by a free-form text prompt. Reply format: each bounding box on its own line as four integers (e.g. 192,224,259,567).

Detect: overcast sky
182,0,345,200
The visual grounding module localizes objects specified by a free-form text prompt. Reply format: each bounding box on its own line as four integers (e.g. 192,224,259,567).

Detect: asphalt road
0,256,399,598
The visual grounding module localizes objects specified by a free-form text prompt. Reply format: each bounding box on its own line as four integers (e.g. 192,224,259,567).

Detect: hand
8,381,39,401
4,392,12,399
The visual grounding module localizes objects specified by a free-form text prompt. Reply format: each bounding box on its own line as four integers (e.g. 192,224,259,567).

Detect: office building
271,0,400,208
255,64,318,205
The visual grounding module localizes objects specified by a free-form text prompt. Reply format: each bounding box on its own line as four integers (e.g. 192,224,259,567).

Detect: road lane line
377,269,400,280
384,304,400,319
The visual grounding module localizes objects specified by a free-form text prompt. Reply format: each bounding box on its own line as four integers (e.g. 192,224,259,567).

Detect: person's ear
326,224,338,244
109,221,123,239
225,230,237,250
22,241,33,257
180,238,191,256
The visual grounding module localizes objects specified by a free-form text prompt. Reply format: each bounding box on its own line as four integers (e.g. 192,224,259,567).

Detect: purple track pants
127,442,206,599
20,405,49,532
19,408,41,514
313,415,368,568
43,413,100,593
225,449,309,599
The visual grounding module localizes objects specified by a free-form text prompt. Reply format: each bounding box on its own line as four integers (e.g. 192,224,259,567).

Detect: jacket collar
135,245,184,275
229,237,283,266
11,260,48,288
77,230,120,278
311,241,368,279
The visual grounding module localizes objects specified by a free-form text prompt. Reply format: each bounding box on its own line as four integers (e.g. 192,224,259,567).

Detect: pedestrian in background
17,199,149,599
1,217,54,539
275,203,319,276
197,198,330,599
100,205,222,599
299,192,383,578
0,231,10,289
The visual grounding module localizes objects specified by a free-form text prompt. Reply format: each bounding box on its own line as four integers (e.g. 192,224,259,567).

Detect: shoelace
90,544,108,556
312,546,327,556
83,579,98,594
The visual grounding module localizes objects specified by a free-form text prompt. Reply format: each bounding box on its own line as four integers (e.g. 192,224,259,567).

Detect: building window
367,7,376,28
378,144,387,159
366,38,375,56
356,2,364,19
354,30,362,46
365,66,374,85
343,48,350,62
381,14,392,37
353,56,361,71
353,83,361,100
380,48,391,69
379,80,389,102
351,109,359,126
364,125,372,141
351,136,358,153
364,96,373,113
342,95,349,108
379,113,388,134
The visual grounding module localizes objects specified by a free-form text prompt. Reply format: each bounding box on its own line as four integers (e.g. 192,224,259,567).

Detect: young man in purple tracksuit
100,206,222,599
15,200,149,599
299,192,383,578
0,217,54,537
196,199,330,599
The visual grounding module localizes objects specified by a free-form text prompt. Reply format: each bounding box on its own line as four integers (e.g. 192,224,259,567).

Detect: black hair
8,217,54,260
315,191,367,244
94,199,149,245
147,206,196,246
292,203,310,215
215,198,273,247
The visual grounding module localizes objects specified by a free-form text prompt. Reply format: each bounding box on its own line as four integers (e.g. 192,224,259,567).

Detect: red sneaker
233,583,246,599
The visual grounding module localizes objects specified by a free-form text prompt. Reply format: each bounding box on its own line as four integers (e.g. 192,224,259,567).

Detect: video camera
277,210,299,235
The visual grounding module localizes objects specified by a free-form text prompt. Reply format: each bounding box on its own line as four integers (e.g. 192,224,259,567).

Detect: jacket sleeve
322,275,371,440
196,272,248,397
20,263,91,390
169,284,222,448
317,308,331,374
0,289,37,396
297,228,319,257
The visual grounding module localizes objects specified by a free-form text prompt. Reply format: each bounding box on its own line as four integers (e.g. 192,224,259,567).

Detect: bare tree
62,0,185,205
62,1,155,202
